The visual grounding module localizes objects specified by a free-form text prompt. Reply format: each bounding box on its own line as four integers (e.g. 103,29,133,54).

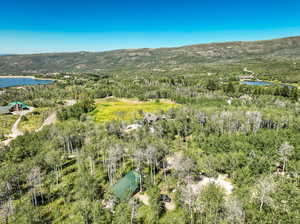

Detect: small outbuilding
112,171,141,200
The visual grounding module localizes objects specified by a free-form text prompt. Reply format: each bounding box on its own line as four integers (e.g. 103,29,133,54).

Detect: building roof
8,101,29,109
112,171,141,200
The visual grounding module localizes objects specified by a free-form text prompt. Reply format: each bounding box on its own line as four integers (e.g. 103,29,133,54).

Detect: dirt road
243,67,255,75
1,107,34,146
36,111,57,132
36,99,77,132
1,100,76,146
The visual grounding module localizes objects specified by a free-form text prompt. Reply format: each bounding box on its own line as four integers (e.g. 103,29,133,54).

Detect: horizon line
1,34,299,56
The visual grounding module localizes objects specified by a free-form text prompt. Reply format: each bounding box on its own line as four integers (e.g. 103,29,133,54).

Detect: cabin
8,102,29,112
0,102,29,114
112,171,141,200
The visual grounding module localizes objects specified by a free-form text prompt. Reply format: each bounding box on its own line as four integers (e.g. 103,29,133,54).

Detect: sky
0,0,300,54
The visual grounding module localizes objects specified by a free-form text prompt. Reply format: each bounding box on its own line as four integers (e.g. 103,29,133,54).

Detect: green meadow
90,98,178,123
18,107,51,132
0,114,18,139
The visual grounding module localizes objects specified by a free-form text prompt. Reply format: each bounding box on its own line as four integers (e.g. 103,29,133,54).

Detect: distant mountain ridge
0,36,300,75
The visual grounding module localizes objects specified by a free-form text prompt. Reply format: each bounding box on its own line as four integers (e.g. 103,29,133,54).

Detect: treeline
223,81,298,100
57,98,95,121
1,73,299,109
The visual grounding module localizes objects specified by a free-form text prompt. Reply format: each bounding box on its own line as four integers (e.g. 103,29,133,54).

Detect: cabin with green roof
0,102,29,114
8,102,29,110
112,171,141,200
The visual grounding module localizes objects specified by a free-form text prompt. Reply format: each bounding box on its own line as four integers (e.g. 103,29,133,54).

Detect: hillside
1,35,300,223
1,36,300,75
1,76,299,223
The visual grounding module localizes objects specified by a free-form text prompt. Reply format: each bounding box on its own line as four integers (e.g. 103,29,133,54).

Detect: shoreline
0,75,55,81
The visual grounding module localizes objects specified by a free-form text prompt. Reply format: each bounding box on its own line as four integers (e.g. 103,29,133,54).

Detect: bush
57,98,95,121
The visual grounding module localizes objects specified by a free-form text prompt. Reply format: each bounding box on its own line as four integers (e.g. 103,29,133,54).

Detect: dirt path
243,67,255,75
36,99,76,132
1,107,34,146
1,100,76,146
2,117,22,146
36,111,57,132
10,116,23,138
188,174,233,196
64,99,77,107
134,192,150,205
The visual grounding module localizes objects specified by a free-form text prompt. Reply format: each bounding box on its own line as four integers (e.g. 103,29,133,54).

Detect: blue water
241,81,295,88
0,78,53,88
241,81,272,86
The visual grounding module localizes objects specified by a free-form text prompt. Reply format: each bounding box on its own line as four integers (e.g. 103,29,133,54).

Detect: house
7,102,29,112
0,102,29,114
112,171,141,200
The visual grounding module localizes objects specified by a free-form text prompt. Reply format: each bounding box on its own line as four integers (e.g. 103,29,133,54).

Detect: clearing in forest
90,98,177,122
0,114,19,139
18,107,51,132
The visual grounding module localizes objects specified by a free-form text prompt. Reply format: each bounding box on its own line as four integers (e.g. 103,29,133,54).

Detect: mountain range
0,36,300,75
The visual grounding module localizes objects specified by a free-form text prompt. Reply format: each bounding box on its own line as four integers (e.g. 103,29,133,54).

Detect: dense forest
0,66,299,224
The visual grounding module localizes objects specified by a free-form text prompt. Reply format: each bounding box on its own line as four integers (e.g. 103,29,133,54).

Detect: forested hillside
1,36,300,79
0,65,299,223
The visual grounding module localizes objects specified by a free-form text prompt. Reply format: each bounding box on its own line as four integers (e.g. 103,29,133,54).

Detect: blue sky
1,0,300,54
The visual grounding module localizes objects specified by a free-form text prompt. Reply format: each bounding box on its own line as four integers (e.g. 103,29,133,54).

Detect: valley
0,37,299,224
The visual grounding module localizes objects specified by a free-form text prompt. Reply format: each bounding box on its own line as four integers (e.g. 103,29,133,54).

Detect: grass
18,107,51,132
90,98,178,123
0,114,18,138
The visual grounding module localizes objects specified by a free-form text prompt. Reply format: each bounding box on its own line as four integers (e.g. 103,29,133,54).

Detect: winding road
243,67,255,75
36,99,76,132
1,100,76,146
2,107,34,146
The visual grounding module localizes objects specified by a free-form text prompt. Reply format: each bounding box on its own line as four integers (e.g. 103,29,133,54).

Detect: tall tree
251,176,276,211
27,167,43,206
278,142,294,172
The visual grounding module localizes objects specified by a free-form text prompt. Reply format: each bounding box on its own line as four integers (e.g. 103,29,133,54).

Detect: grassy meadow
90,98,178,123
0,114,18,138
18,108,51,132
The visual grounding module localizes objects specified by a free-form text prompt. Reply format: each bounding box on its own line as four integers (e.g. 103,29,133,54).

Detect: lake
240,81,272,86
0,77,53,88
241,81,295,88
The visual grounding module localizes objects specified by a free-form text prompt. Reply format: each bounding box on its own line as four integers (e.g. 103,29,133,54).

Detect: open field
18,107,51,132
90,98,178,122
0,114,18,138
